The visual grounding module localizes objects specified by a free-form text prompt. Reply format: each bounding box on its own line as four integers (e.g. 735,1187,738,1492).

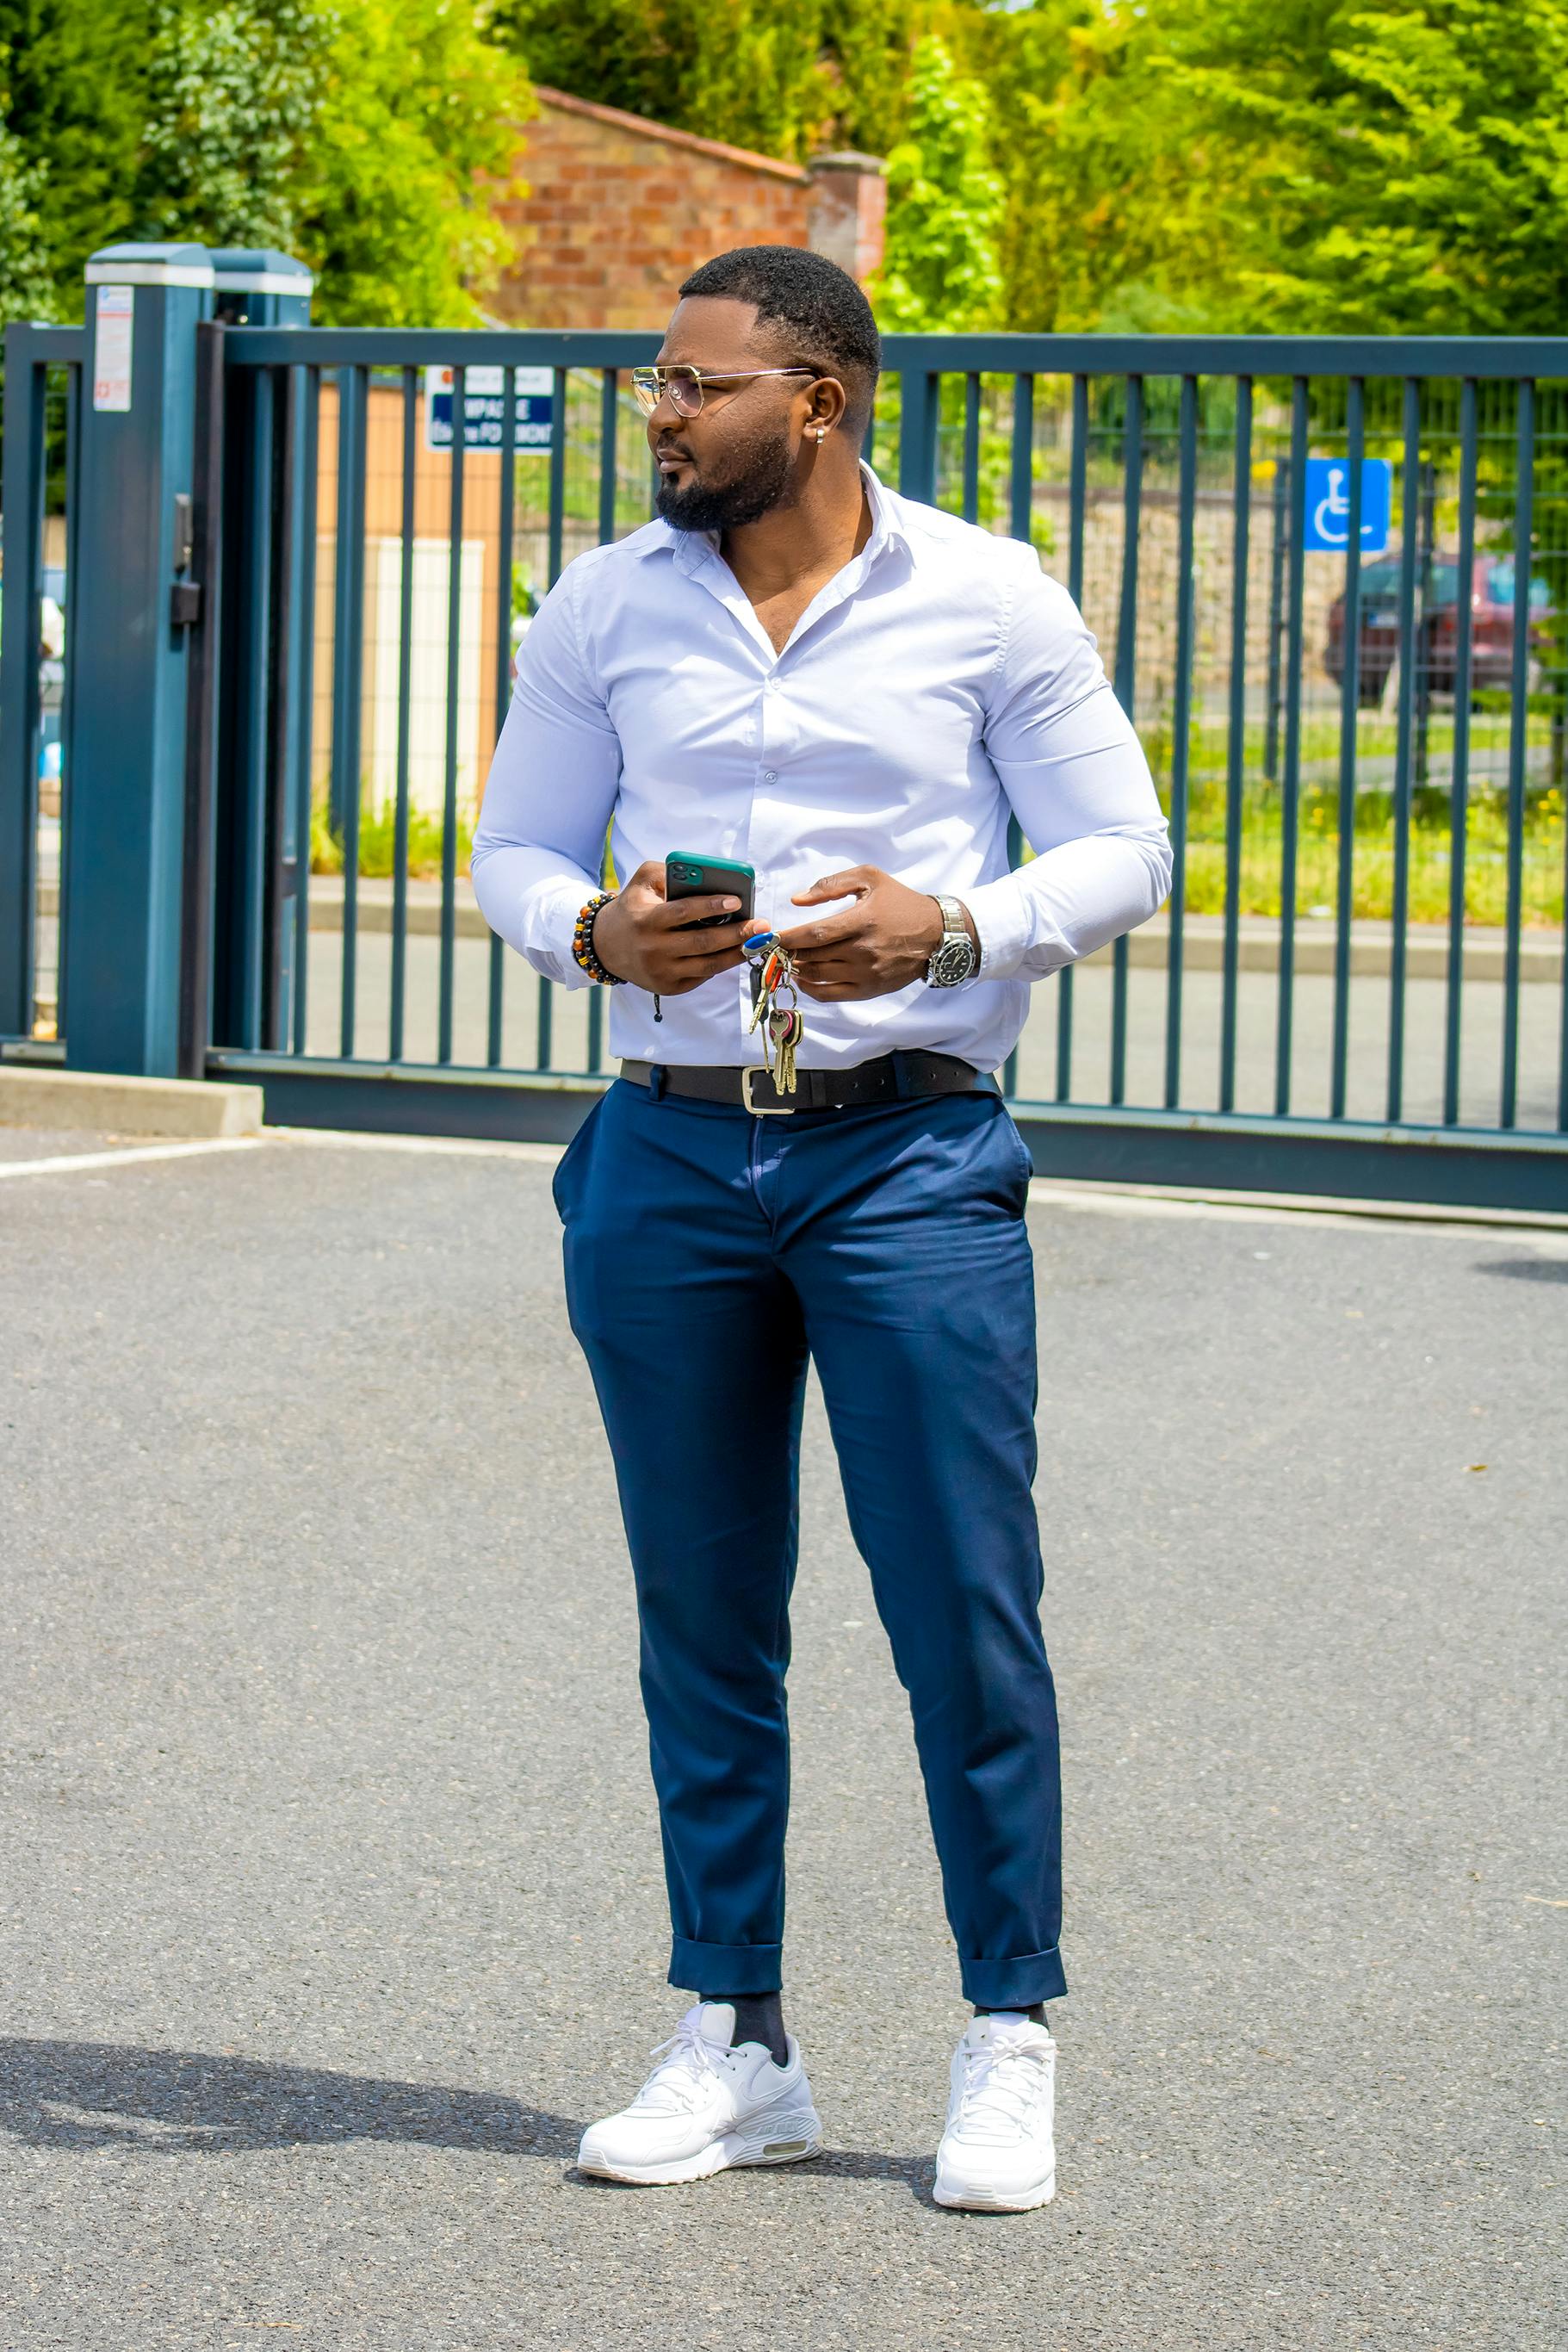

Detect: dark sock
703,1990,787,2067
975,2002,1049,2027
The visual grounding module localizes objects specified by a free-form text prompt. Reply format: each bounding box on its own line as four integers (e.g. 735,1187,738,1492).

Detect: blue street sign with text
1303,456,1392,553
425,365,555,454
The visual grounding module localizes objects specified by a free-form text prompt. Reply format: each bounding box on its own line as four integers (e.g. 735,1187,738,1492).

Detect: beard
654,420,796,533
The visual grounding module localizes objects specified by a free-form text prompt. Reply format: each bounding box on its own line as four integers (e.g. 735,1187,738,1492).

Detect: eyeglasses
629,365,817,419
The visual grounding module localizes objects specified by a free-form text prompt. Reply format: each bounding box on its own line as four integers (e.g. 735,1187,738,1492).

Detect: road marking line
264,1126,564,1164
0,1137,264,1180
1030,1182,1568,1249
37,1119,1547,1250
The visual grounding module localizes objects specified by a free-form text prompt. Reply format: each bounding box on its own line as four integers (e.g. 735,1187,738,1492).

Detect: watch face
930,936,976,987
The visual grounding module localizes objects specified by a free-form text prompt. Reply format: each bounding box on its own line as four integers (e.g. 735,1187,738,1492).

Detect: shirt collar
858,463,914,559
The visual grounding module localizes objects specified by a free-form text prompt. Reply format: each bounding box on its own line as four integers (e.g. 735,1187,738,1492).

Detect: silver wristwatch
926,896,979,989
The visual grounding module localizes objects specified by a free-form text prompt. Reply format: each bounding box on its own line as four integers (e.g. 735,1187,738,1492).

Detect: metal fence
0,326,82,1048
4,319,1568,1206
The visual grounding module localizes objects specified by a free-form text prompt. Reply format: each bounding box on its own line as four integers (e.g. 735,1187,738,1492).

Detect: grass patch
310,773,1564,931
311,804,473,882
1175,781,1564,928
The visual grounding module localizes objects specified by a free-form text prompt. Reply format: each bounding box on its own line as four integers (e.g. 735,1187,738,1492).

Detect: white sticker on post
93,284,134,412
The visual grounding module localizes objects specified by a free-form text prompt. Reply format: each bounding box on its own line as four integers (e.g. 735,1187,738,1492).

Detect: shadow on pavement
1473,1256,1568,1282
0,2039,579,2158
0,2040,930,2193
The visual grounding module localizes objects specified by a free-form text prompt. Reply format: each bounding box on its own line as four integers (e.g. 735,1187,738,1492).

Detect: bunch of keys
742,932,804,1095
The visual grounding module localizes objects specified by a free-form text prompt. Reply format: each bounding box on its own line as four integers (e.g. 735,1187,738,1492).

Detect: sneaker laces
631,2015,728,2115
956,2034,1050,2142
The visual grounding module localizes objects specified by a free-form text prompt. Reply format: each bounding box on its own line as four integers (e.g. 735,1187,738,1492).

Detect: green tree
821,0,929,158
0,0,527,326
0,0,154,302
497,0,924,164
1158,0,1568,332
1,53,53,321
14,0,1563,346
871,34,1001,329
134,0,319,251
493,0,665,126
294,0,529,324
939,0,1244,332
644,0,832,169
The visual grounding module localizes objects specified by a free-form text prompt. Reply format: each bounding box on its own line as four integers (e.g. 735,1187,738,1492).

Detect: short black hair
677,246,881,437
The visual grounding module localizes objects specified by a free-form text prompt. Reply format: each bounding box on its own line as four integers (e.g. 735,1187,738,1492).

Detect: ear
803,375,848,443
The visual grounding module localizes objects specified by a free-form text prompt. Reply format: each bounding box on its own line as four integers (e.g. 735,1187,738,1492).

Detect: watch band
927,896,978,989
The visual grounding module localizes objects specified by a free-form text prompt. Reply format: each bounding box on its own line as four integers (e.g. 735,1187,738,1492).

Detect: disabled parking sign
425,365,555,455
1303,457,1392,553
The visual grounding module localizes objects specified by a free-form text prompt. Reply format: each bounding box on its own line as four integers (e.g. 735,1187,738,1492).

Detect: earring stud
815,427,826,443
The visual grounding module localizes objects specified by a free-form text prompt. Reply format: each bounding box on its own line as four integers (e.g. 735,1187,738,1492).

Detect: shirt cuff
529,877,599,990
963,870,1039,983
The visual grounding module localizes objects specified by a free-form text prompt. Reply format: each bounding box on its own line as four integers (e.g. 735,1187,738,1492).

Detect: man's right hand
590,861,754,996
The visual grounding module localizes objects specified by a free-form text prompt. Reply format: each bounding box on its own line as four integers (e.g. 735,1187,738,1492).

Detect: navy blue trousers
553,1076,1066,2009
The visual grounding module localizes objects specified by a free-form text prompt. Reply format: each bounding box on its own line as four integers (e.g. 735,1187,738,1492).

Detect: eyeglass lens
632,369,706,419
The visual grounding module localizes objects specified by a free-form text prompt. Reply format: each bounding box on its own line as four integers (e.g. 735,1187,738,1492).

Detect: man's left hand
776,866,976,1000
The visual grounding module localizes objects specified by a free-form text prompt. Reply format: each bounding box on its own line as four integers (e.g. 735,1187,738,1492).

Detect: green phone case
666,853,756,929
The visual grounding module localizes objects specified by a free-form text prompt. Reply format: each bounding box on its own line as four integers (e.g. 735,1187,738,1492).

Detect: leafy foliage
0,0,526,328
134,0,319,251
5,0,1567,337
871,35,1001,330
1155,0,1568,333
941,0,1235,332
514,0,1568,336
0,53,53,319
292,0,528,325
0,1,154,310
497,0,923,163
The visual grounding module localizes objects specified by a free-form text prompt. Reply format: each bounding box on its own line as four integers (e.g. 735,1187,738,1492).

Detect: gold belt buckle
741,1065,796,1115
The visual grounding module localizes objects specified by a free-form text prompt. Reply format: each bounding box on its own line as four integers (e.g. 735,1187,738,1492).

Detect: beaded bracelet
572,891,624,986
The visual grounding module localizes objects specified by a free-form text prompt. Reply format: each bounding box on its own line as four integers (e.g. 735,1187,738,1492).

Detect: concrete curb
33,877,1568,982
0,1067,264,1138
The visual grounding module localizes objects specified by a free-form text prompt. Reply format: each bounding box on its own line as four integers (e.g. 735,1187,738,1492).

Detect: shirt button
760,767,778,784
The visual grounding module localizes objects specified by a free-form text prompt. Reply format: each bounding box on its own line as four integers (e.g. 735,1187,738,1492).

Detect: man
472,245,1170,2212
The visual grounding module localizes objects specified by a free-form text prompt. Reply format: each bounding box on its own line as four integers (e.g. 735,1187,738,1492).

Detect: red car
1326,554,1553,704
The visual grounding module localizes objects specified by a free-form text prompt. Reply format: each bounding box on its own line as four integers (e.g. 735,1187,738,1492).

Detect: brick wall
493,87,883,332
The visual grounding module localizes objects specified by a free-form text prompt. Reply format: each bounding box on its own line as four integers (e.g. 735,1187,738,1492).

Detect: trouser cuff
669,1936,784,1995
960,1946,1068,2008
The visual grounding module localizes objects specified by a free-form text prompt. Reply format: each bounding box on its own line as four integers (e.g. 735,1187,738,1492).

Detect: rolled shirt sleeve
964,556,1173,982
469,560,622,990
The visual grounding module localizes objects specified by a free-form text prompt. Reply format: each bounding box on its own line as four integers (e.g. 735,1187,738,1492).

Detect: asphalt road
1,1126,1564,2350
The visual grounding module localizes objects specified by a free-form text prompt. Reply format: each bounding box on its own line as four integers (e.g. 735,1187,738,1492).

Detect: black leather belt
620,1050,995,1116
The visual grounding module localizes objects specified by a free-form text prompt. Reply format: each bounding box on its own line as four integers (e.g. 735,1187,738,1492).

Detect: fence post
0,328,48,1039
897,368,939,503
204,251,314,1062
62,242,214,1075
1264,458,1288,781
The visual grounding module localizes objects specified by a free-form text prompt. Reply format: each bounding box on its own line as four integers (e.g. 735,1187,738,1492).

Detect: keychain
742,933,804,1095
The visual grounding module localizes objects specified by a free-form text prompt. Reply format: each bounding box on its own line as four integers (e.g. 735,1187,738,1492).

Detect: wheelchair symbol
1302,457,1391,554
1314,465,1352,547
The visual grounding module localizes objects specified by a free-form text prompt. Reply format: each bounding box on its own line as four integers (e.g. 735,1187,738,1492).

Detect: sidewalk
296,874,1565,984
1,1128,1561,2350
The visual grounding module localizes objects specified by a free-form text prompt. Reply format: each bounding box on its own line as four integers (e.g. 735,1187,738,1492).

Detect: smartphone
666,852,755,931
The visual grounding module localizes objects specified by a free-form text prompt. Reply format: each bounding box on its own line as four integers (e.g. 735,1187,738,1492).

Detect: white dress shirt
472,466,1171,1073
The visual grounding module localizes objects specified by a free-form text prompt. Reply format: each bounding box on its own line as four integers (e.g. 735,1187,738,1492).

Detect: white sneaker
576,2001,824,2186
933,2012,1057,2211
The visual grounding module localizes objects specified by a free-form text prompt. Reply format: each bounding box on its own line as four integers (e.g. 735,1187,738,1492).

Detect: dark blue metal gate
4,272,1567,1208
